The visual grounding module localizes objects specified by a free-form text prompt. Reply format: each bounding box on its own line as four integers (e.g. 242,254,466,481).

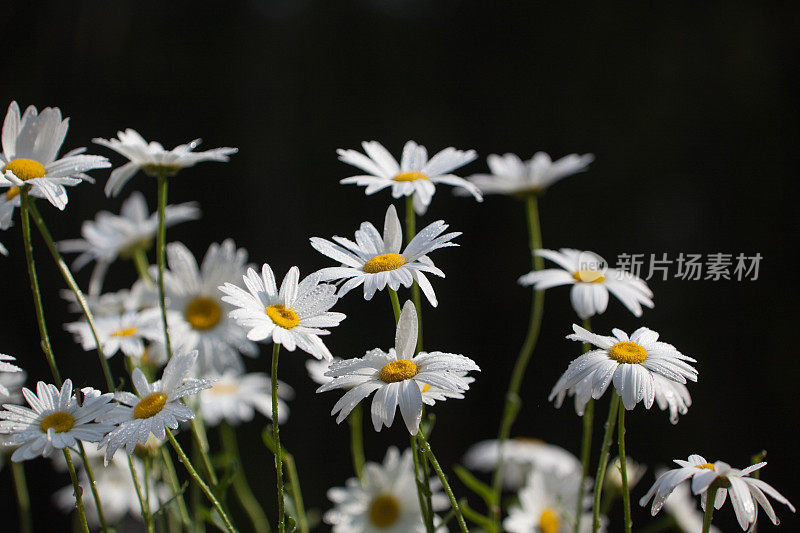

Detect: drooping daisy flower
65,309,176,360
464,152,594,197
549,325,698,411
219,264,345,361
504,470,601,533
310,204,459,307
94,129,237,197
0,354,22,397
338,140,481,215
58,192,200,293
160,240,257,374
649,468,721,533
0,101,110,210
463,438,582,490
98,350,211,460
306,357,341,385
318,300,479,435
640,455,795,530
198,371,294,426
0,381,116,462
325,446,448,532
519,249,654,319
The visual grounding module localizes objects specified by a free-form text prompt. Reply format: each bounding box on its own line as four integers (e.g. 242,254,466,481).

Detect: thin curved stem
133,246,155,285
166,431,237,533
575,317,594,533
618,404,631,533
592,394,620,533
156,174,173,359
64,449,90,533
348,404,366,480
388,288,402,322
77,442,110,533
702,481,721,533
271,343,286,533
410,435,434,532
11,462,32,533
282,449,308,533
220,421,271,533
159,446,192,530
490,194,545,527
128,457,154,533
417,431,469,533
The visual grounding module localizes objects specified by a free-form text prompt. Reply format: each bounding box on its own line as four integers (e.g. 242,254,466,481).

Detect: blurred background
1,0,798,531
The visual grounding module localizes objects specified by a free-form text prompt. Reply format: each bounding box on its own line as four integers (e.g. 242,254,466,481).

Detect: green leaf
453,464,494,504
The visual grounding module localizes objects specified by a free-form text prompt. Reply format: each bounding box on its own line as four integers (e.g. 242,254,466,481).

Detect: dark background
2,1,798,531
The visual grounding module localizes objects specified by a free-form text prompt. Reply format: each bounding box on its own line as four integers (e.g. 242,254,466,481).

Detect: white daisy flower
198,371,294,426
420,371,474,405
306,357,341,385
94,128,237,197
652,468,721,533
504,470,601,533
64,309,175,360
640,455,795,530
310,204,459,307
0,380,116,462
219,264,346,361
549,325,698,411
518,248,654,319
463,438,582,490
325,446,448,532
58,192,200,294
338,140,481,215
0,101,110,210
465,152,594,197
160,240,257,374
0,354,23,397
318,300,479,435
61,279,155,317
605,456,646,492
98,350,211,460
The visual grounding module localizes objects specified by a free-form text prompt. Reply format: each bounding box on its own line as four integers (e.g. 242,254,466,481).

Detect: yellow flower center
185,296,223,331
134,392,168,419
539,508,560,533
363,253,407,273
368,494,401,528
40,411,75,433
572,270,606,283
608,341,648,364
696,463,715,471
111,326,138,337
379,359,418,383
3,158,46,181
5,186,20,201
141,163,182,178
266,304,300,329
393,171,428,182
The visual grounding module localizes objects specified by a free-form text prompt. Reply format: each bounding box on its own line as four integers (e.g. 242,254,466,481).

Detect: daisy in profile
519,248,654,319
219,264,345,361
504,470,601,533
0,380,116,462
640,455,794,530
0,101,110,210
325,446,448,532
99,350,211,460
94,129,237,197
306,357,341,385
465,152,594,197
64,309,175,360
310,204,459,306
549,324,698,411
160,240,257,374
464,438,582,490
338,140,481,214
58,192,200,294
648,468,721,533
318,300,479,435
198,371,294,426
0,354,22,396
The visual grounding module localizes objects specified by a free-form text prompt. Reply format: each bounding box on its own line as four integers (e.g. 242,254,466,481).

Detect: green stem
388,288,402,323
156,174,173,359
410,435,434,532
19,190,61,384
166,431,237,533
159,446,192,530
144,457,153,525
220,422,271,533
575,317,594,533
750,450,766,533
26,199,115,392
490,194,545,527
347,404,366,480
77,442,110,533
282,449,309,533
271,343,286,533
416,431,469,533
404,196,424,352
419,422,435,533
592,394,620,533
128,457,154,533
11,461,32,533
63,449,90,533
133,246,154,285
702,481,721,533
618,403,632,533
